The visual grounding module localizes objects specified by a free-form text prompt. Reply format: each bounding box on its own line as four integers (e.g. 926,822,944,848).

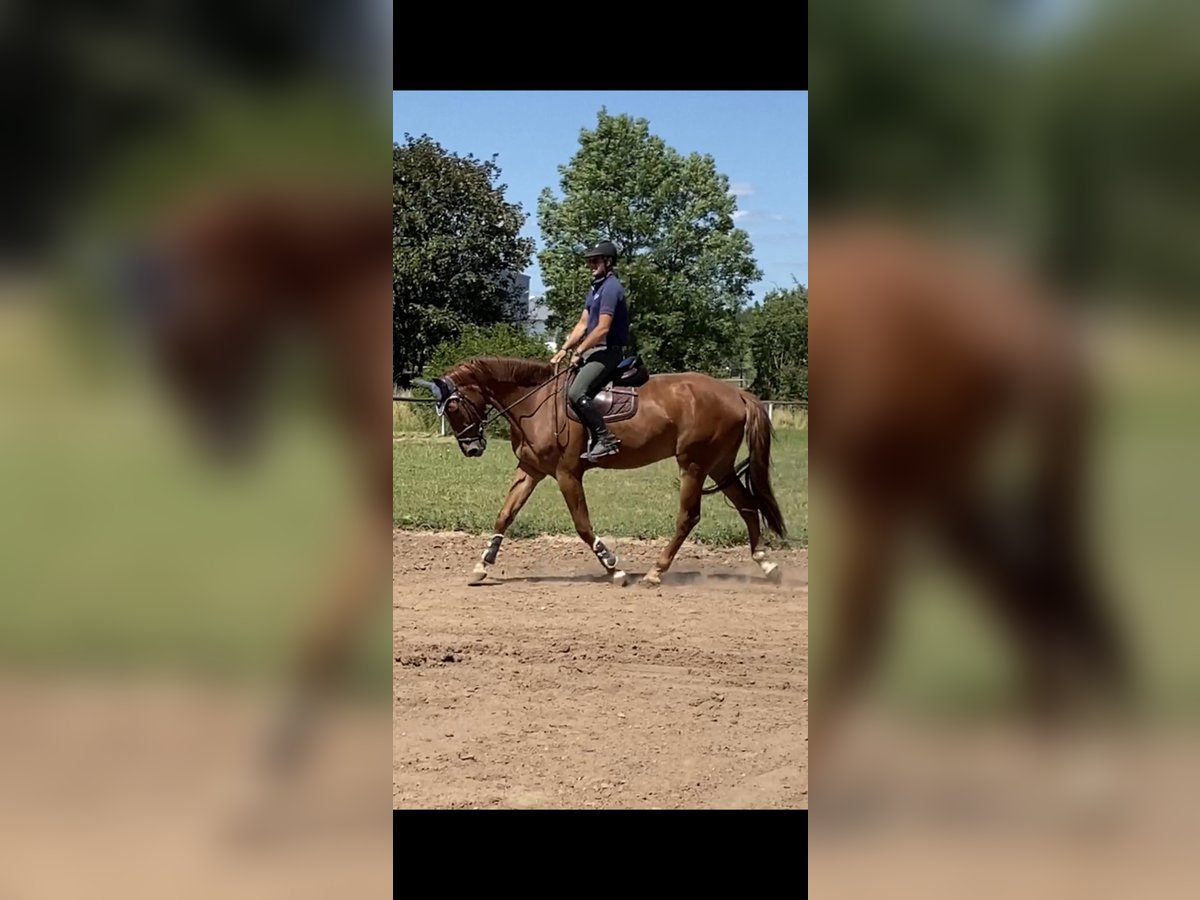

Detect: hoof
612,569,628,586
640,570,662,587
469,562,489,584
761,561,782,584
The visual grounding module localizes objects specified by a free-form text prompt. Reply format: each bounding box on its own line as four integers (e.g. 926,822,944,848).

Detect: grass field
0,305,389,687
393,423,808,549
13,295,1198,722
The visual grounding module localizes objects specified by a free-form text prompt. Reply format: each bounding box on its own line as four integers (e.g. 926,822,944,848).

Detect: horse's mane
446,356,555,387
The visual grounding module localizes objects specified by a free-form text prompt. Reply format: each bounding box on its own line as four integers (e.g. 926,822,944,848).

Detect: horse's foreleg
642,466,705,586
810,495,897,782
266,502,388,773
471,466,544,583
557,471,626,585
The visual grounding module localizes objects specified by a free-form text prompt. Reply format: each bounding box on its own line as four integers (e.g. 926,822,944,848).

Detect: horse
413,356,788,587
119,184,391,772
809,215,1129,761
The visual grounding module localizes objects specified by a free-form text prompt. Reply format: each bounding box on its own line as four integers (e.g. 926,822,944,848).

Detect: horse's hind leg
935,488,1128,724
643,465,705,586
557,471,627,584
470,465,544,583
718,470,781,583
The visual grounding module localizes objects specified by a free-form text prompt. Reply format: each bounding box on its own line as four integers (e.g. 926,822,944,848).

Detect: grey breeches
567,347,623,406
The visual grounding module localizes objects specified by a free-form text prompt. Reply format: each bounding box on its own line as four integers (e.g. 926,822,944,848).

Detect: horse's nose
465,445,482,457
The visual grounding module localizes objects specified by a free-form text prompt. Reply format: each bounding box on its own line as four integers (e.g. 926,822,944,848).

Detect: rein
447,366,571,441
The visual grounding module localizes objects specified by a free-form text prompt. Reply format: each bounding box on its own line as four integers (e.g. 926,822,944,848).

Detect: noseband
433,379,489,443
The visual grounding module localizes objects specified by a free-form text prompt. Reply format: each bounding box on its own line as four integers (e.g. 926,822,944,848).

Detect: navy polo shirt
584,272,629,348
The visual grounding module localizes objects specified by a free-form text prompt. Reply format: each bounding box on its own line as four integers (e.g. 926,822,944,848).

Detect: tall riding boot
574,396,621,460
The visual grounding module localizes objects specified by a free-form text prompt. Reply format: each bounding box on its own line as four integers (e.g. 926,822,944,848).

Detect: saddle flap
594,386,638,421
566,380,640,424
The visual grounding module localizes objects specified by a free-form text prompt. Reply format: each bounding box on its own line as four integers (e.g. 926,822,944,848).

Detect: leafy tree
808,0,1200,305
749,284,808,400
537,109,761,374
423,323,550,378
393,134,534,383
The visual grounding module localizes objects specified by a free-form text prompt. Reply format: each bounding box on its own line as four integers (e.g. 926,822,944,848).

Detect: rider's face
587,256,607,276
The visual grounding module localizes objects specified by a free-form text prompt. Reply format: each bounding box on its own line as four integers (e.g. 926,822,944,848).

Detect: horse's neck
477,376,533,410
473,371,550,422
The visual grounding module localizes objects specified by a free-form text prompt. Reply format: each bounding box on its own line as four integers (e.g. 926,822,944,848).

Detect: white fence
393,396,448,436
393,393,806,436
763,400,807,422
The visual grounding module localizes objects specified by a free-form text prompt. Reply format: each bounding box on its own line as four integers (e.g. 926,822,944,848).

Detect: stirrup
582,436,621,461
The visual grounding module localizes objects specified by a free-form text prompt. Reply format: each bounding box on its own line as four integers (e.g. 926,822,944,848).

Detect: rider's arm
574,313,612,354
561,308,589,352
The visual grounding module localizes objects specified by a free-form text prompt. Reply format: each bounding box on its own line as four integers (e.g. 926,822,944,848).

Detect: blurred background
0,2,391,897
12,0,1200,887
809,0,1200,896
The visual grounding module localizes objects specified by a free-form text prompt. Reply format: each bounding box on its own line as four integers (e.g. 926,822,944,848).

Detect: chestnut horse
121,185,390,772
414,357,788,586
810,216,1129,759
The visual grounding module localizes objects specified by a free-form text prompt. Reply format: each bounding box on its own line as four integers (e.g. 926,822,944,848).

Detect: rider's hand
570,352,583,369
551,349,567,366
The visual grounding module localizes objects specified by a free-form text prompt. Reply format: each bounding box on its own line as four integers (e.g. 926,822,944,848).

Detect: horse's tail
741,391,788,539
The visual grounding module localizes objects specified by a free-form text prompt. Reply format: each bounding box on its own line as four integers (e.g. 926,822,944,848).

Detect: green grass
0,307,389,688
394,398,438,434
394,427,808,548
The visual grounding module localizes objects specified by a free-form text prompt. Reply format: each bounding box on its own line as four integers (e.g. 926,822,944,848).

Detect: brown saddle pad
566,374,640,424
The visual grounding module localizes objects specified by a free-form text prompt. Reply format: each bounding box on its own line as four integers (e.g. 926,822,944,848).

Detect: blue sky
393,91,807,304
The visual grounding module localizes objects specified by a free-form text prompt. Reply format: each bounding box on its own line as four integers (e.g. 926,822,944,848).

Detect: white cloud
729,182,755,197
730,208,791,227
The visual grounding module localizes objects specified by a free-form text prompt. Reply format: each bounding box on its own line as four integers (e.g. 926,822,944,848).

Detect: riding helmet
583,240,618,260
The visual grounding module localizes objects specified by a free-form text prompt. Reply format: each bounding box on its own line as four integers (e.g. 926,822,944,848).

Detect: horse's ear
431,377,452,403
413,378,449,404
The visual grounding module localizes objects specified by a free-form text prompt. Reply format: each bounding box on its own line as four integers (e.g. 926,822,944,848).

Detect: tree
537,109,762,374
808,0,1200,307
749,284,808,400
393,134,535,383
423,323,551,378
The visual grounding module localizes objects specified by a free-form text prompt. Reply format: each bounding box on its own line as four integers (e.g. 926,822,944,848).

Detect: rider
551,239,629,462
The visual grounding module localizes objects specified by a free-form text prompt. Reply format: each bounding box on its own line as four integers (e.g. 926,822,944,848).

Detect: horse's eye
446,398,459,413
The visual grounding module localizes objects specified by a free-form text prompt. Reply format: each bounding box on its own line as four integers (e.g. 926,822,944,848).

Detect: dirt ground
0,676,390,899
393,529,808,809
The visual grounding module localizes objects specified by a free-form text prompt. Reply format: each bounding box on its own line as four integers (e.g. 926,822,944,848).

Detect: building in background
499,272,558,350
527,293,550,336
498,271,530,325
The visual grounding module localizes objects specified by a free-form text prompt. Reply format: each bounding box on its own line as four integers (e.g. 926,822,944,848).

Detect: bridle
436,384,489,443
416,366,572,447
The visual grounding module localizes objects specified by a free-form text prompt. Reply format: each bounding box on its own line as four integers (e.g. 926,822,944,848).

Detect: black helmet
583,240,618,260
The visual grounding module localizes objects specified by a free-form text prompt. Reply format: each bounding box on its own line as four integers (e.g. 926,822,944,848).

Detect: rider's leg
568,349,622,457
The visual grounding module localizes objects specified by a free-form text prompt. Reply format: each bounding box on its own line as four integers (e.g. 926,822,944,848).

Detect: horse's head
415,375,489,457
118,238,270,466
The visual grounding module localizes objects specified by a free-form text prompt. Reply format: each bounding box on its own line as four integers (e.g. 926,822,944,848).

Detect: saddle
566,355,650,425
